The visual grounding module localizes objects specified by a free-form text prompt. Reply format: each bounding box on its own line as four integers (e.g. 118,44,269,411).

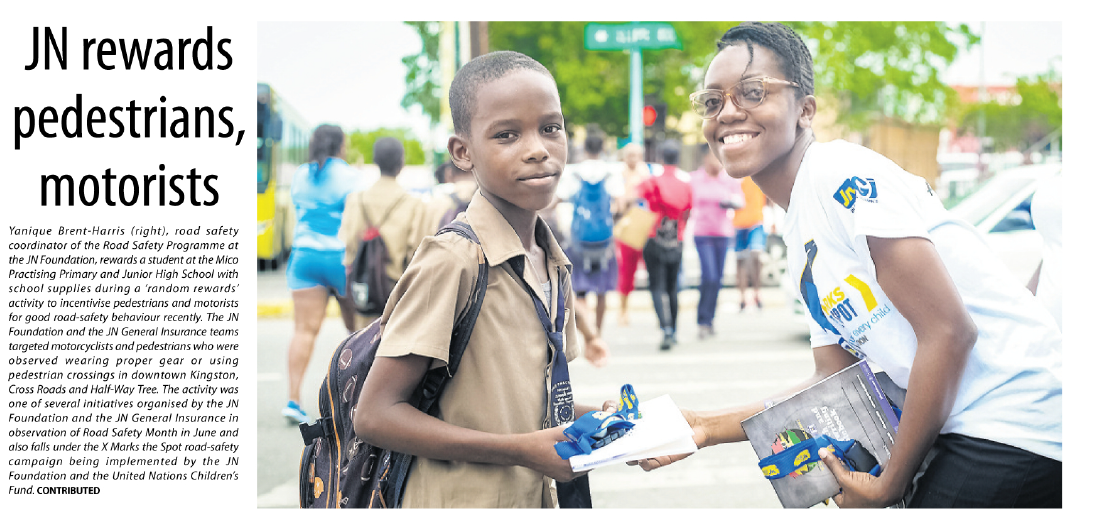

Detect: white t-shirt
782,140,1061,461
1031,173,1063,331
556,159,625,201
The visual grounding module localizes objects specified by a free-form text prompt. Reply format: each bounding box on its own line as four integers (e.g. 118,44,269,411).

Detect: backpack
299,221,489,509
437,191,469,230
570,173,614,245
349,195,405,316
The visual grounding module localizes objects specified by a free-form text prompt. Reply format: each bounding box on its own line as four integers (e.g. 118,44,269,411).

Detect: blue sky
257,21,1062,142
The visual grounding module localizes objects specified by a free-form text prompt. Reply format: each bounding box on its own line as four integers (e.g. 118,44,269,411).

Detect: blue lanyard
555,384,640,459
758,434,881,480
510,258,575,427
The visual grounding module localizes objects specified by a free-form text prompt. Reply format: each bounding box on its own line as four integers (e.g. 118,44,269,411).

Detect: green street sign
584,22,682,51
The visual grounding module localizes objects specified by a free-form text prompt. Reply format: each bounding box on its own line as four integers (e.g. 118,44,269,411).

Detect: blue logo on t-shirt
834,177,878,209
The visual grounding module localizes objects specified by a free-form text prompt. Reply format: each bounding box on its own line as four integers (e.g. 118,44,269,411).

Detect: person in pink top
689,144,744,338
636,140,693,350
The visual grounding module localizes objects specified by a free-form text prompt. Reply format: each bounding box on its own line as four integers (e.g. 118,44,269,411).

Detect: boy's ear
447,135,474,172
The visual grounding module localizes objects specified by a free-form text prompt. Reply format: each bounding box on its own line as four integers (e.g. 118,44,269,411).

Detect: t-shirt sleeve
605,169,626,198
556,169,582,201
377,234,478,367
821,149,937,274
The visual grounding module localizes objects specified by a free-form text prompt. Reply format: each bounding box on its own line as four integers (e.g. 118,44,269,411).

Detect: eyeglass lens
694,79,767,117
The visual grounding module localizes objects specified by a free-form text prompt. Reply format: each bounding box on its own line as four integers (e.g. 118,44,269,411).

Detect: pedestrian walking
637,139,692,350
559,132,621,340
732,175,768,311
689,143,743,338
613,143,652,326
283,124,360,425
338,136,426,330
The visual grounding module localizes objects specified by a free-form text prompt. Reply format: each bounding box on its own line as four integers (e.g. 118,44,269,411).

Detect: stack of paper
569,394,697,472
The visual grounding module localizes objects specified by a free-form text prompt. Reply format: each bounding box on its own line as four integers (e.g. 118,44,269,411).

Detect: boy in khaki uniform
338,137,425,328
353,51,610,508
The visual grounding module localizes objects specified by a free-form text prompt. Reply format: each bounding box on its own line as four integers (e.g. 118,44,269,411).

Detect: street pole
630,46,644,147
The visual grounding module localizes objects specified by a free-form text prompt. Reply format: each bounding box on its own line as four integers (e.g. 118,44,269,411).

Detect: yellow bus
257,83,309,270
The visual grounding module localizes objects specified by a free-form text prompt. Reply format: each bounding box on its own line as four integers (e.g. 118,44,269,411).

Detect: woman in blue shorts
283,124,362,424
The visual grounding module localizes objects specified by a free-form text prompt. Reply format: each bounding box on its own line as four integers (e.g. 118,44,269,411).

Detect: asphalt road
256,268,823,509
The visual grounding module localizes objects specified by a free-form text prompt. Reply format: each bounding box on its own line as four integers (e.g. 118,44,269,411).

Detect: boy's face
450,70,567,213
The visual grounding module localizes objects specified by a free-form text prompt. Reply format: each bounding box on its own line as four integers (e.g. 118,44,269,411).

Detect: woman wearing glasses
637,22,1062,508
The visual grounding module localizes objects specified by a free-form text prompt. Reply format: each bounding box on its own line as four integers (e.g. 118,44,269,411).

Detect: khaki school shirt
338,177,425,281
421,180,479,239
376,191,582,508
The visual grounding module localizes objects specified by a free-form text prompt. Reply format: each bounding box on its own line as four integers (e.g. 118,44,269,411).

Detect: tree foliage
402,21,979,137
401,22,442,125
790,22,978,130
347,128,426,166
956,70,1062,152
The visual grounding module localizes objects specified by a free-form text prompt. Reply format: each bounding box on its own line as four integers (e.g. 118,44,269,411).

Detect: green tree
956,70,1062,152
401,22,978,137
347,128,426,166
790,22,979,130
401,22,442,126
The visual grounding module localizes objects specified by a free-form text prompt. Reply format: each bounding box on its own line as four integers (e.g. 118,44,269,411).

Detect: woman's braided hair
717,22,814,98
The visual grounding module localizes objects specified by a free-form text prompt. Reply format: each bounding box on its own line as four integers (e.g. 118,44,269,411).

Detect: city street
256,266,825,509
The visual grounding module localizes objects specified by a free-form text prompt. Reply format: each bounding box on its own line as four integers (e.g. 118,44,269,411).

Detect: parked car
949,162,1058,283
782,162,1058,325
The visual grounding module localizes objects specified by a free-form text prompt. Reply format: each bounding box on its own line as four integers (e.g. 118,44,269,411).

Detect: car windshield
948,165,1058,227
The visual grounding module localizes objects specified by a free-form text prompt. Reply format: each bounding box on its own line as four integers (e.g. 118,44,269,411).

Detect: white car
948,162,1058,283
782,163,1058,323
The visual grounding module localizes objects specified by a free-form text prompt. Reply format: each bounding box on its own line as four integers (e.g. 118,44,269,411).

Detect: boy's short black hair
661,139,682,165
373,137,405,177
717,22,814,99
584,133,604,155
449,50,555,137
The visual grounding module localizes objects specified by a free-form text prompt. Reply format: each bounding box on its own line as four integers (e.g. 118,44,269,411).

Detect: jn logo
834,177,878,209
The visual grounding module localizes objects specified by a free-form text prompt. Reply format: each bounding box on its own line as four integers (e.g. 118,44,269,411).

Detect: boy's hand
629,408,707,471
583,337,610,368
519,426,584,483
818,448,900,508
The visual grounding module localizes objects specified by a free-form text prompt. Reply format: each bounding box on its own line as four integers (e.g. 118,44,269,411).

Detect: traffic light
646,103,667,133
643,105,658,127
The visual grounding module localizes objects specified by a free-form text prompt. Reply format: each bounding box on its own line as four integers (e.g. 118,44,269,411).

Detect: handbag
613,205,659,251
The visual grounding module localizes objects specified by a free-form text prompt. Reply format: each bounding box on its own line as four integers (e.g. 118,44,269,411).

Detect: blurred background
256,21,1061,508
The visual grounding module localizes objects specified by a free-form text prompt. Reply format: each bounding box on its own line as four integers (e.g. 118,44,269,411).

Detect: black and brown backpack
299,221,488,508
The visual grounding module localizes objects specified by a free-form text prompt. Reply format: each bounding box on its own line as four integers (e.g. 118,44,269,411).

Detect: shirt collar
464,190,571,270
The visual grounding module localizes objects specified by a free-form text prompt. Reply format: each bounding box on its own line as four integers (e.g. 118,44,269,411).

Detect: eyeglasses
689,77,801,119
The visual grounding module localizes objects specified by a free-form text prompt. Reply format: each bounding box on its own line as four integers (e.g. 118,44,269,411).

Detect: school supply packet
740,360,900,508
568,394,697,473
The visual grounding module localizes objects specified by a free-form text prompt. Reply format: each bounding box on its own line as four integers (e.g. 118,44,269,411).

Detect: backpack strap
386,220,488,508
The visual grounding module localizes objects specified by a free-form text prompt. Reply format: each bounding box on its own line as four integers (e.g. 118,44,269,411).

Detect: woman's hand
628,408,707,471
818,448,903,508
